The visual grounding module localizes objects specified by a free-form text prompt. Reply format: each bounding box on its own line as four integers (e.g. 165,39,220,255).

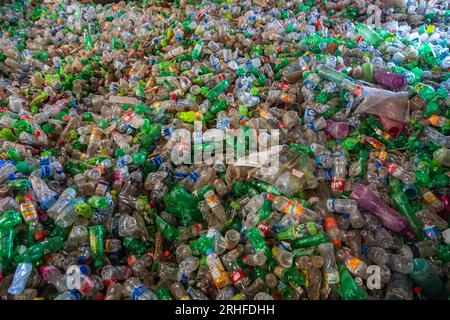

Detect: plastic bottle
318,242,340,285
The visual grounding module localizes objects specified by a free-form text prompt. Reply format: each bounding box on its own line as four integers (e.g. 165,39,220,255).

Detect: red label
231,270,245,284
331,178,345,191
388,163,397,174
78,279,94,294
122,113,133,122
324,217,338,230
256,222,270,236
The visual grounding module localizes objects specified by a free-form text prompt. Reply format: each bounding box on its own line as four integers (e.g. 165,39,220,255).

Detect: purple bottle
373,70,406,91
326,120,349,140
351,184,415,239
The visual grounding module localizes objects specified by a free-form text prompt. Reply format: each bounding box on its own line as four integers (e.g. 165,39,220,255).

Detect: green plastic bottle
0,210,23,230
292,232,329,249
277,222,318,241
0,228,15,269
389,179,423,240
190,235,213,256
155,215,179,242
246,228,267,252
205,80,229,101
89,225,105,267
87,195,108,210
413,83,436,101
164,185,198,210
357,24,383,46
338,264,367,300
155,287,173,300
123,238,149,257
436,244,450,263
273,265,305,287
191,40,203,59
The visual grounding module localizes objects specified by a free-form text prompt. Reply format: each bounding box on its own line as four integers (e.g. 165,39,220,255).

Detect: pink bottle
437,194,450,221
351,184,415,239
379,116,405,137
373,70,406,91
326,120,349,140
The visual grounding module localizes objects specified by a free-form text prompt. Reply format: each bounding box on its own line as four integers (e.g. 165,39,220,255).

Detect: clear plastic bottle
318,242,340,285
206,248,231,289
178,256,199,284
40,265,68,292
330,152,347,197
47,187,77,219
123,277,158,300
386,162,416,184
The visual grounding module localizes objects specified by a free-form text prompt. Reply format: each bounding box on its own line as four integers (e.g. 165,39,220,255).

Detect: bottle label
256,221,270,236
111,215,121,237
131,285,149,300
325,270,340,284
376,151,387,164
231,270,245,284
291,169,305,179
127,255,137,267
306,222,317,235
21,202,38,222
330,178,345,191
91,128,104,139
189,171,200,182
173,171,187,180
204,190,220,209
121,113,134,123
208,255,229,288
179,272,189,284
95,182,109,196
326,199,335,212
283,201,304,218
423,192,437,204
424,226,440,240
345,258,362,272
151,155,163,167
78,278,94,295
40,165,51,178
387,163,398,174
324,217,338,230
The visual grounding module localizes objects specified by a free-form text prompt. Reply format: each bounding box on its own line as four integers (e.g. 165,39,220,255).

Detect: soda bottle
318,242,340,285
386,162,416,184
123,277,158,300
389,179,423,239
292,232,329,249
206,248,231,289
0,210,23,230
272,245,294,268
330,152,347,197
276,222,318,241
246,228,267,252
89,225,105,268
221,249,250,291
272,196,319,223
336,249,368,279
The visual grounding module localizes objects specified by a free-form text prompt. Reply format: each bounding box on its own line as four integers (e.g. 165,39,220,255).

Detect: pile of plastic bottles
0,0,449,300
